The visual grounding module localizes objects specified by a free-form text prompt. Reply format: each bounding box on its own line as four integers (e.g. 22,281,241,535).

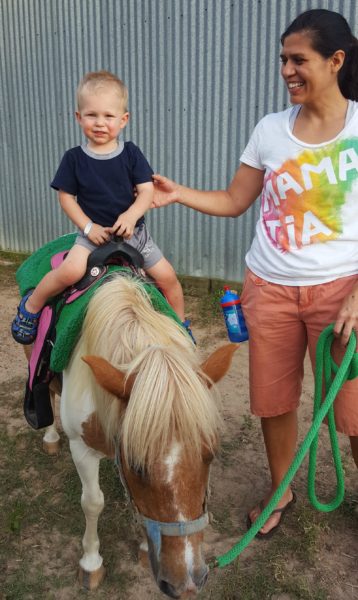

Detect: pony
38,273,236,597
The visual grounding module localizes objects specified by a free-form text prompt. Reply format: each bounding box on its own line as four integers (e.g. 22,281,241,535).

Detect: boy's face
76,87,129,153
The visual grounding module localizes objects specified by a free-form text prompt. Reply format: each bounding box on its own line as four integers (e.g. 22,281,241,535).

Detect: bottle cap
221,286,240,307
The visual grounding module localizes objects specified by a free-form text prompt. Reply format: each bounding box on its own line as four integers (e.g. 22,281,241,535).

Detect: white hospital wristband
83,221,93,237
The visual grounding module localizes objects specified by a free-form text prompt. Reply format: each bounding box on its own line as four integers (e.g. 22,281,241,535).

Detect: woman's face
280,32,341,105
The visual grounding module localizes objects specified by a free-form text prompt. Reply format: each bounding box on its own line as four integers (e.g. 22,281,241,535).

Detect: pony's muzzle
158,565,209,598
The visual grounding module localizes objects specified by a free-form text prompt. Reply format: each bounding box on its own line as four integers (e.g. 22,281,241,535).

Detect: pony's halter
115,445,209,562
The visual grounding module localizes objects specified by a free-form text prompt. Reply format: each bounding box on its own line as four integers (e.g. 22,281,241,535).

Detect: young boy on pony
12,71,194,344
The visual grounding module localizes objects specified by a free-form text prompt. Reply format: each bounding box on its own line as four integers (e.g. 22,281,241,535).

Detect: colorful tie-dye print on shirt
261,138,358,252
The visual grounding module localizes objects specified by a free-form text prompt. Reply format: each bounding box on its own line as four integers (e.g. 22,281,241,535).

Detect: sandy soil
1,278,357,600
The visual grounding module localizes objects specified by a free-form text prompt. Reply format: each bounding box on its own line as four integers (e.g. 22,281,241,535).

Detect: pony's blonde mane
72,274,221,471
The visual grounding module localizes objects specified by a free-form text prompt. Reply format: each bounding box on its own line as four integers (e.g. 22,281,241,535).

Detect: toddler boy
12,71,194,344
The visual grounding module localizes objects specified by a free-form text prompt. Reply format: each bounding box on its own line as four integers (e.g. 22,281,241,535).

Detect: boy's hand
110,210,137,239
87,224,111,246
152,174,178,207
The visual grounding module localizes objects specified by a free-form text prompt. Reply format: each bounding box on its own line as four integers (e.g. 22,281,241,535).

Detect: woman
153,9,358,537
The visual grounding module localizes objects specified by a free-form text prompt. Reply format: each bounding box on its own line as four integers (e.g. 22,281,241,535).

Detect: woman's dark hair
281,9,358,100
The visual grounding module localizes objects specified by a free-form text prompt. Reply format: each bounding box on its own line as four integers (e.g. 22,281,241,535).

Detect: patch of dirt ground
0,271,357,600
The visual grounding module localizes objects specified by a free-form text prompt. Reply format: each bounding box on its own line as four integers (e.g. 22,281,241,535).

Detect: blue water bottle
220,286,248,342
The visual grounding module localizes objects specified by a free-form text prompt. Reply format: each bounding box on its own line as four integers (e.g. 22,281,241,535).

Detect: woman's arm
153,163,264,217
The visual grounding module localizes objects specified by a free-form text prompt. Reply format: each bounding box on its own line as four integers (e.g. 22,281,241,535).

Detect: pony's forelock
122,346,221,473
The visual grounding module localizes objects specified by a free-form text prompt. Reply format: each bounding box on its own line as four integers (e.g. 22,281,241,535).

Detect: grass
0,402,353,600
0,250,28,287
0,386,133,599
198,560,329,600
199,506,330,600
205,492,328,596
217,414,257,468
0,250,28,264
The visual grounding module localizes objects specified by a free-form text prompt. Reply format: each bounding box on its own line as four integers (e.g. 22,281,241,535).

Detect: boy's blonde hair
77,70,128,111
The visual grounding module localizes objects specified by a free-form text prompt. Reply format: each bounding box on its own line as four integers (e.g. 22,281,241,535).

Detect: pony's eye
203,451,215,465
131,464,147,478
202,443,216,464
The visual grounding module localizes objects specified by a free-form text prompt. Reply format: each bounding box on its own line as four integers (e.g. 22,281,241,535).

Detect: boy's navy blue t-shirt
51,141,153,227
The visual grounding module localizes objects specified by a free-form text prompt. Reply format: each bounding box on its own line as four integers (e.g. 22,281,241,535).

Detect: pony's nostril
158,579,180,598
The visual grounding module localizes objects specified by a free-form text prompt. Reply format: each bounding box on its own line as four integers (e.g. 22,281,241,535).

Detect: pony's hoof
78,564,105,590
42,439,61,455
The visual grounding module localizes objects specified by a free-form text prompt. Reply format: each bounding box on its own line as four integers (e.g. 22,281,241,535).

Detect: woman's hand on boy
152,174,179,207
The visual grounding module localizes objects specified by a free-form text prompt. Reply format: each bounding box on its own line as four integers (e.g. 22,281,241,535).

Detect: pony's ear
82,355,135,401
200,343,238,386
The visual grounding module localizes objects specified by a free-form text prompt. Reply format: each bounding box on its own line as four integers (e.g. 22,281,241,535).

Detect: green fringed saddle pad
16,233,181,372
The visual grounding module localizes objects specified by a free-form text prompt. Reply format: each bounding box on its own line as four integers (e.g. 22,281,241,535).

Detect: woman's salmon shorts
240,270,358,436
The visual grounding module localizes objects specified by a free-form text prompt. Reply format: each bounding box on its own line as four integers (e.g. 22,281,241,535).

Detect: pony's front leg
69,439,106,590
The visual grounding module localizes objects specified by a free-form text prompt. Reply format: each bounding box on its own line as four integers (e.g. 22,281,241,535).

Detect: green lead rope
210,324,357,569
308,323,353,512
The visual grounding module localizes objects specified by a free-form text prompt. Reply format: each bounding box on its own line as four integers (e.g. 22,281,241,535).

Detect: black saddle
87,237,144,270
74,237,144,292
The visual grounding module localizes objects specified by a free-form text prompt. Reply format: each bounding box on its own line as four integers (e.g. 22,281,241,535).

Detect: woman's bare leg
249,410,298,535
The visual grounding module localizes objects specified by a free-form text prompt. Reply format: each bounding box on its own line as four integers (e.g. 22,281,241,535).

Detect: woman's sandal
246,491,297,540
11,290,41,345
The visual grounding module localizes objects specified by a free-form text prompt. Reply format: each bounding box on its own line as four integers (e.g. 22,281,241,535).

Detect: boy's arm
59,190,111,246
109,181,154,239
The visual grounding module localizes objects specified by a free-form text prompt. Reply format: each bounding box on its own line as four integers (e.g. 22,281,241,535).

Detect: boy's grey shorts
75,222,163,270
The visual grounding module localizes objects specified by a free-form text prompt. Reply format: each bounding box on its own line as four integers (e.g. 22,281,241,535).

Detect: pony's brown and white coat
51,274,236,596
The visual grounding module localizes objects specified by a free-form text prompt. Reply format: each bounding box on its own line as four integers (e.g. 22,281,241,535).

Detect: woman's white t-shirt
240,101,358,285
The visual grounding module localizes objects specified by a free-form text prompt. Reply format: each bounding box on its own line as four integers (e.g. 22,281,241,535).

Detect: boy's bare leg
146,257,185,321
249,410,297,534
350,436,358,469
26,245,91,314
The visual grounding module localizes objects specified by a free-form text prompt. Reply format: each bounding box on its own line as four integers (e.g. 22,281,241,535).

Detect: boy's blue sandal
182,319,196,345
11,290,41,345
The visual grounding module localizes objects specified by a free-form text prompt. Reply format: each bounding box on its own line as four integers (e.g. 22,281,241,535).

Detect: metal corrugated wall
1,0,357,281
